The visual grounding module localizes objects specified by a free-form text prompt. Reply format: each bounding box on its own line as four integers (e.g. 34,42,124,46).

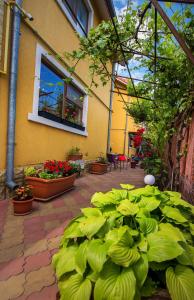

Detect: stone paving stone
0,244,24,263
0,233,24,250
24,250,51,273
24,265,55,297
44,220,60,231
0,273,25,300
0,257,25,281
24,230,46,246
24,239,48,257
47,236,61,251
26,283,58,300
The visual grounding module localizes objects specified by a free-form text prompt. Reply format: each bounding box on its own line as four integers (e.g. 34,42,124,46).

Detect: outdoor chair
107,153,119,171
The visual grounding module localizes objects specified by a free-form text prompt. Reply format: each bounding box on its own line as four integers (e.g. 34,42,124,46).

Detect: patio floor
0,168,144,300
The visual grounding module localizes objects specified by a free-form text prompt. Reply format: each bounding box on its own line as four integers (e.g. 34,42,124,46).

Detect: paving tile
0,244,24,263
0,257,25,281
0,233,24,250
24,231,46,246
44,220,60,231
46,225,65,239
24,239,48,257
26,283,58,300
48,236,61,251
24,265,55,297
24,250,51,273
0,273,25,300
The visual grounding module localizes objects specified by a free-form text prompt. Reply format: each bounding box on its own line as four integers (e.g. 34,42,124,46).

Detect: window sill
28,113,88,137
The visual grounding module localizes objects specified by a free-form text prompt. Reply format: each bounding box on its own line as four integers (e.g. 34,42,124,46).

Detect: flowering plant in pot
53,184,194,300
89,154,108,175
12,185,33,215
67,147,83,161
25,160,78,202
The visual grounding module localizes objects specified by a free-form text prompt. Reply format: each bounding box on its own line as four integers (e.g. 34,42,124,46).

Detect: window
57,0,93,36
38,60,85,131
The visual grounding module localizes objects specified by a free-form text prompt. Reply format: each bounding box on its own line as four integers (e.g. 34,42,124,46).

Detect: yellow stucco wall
0,0,111,170
110,81,139,156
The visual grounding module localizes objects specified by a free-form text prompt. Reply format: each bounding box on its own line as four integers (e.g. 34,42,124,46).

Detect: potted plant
89,154,108,175
67,147,83,161
53,185,194,300
25,160,78,202
12,185,34,215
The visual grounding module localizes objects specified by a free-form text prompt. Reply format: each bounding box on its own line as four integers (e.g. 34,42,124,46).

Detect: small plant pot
12,197,33,216
89,163,108,175
68,154,83,161
131,161,136,168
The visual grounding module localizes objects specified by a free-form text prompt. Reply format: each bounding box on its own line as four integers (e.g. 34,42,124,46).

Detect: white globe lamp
144,174,155,185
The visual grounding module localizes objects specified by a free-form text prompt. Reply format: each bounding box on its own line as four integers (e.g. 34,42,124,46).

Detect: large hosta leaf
147,231,183,262
111,189,128,200
53,245,78,279
75,240,88,274
63,221,85,239
94,262,136,300
108,230,140,267
87,239,108,273
138,218,158,235
133,254,148,287
105,226,133,248
81,207,102,217
161,206,187,223
190,223,194,236
177,244,194,267
91,192,118,207
120,184,135,190
60,273,92,300
159,223,185,242
117,200,139,216
79,216,106,239
166,265,194,300
138,196,160,212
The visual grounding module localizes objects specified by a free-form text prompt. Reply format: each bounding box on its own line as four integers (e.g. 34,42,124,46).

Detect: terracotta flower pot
25,174,76,202
89,163,108,175
68,154,83,161
12,197,33,216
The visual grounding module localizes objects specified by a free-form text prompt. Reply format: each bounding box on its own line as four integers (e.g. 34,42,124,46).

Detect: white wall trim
28,113,88,136
30,44,88,136
56,0,94,36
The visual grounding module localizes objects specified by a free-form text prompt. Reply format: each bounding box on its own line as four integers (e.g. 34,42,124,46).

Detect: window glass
39,62,64,117
38,60,84,128
63,0,89,35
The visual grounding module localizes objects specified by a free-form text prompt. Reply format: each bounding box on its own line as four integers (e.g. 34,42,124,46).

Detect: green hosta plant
53,185,194,300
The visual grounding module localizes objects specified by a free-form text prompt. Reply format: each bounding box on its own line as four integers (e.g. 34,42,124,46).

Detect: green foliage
68,147,81,155
53,185,194,300
24,167,37,177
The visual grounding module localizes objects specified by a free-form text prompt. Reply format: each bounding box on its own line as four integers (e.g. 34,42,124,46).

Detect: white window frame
28,44,88,137
56,0,94,36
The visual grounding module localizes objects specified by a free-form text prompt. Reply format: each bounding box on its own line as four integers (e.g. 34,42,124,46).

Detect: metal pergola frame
104,0,194,104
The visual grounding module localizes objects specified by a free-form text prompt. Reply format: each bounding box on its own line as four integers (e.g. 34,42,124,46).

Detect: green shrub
53,184,194,300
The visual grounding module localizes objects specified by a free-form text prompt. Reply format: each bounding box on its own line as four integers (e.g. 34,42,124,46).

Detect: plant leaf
81,207,102,217
161,206,187,223
91,192,118,207
166,265,194,300
79,216,106,239
87,239,108,273
94,262,136,300
177,244,194,267
138,217,158,235
52,245,78,279
138,196,160,211
108,230,140,267
60,273,92,300
63,221,85,239
133,254,148,287
120,184,135,190
75,240,88,274
159,223,185,242
147,231,183,262
117,200,139,216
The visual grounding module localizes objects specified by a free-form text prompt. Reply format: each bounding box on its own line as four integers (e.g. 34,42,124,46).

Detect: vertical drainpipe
123,111,128,155
6,0,23,190
107,63,116,153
